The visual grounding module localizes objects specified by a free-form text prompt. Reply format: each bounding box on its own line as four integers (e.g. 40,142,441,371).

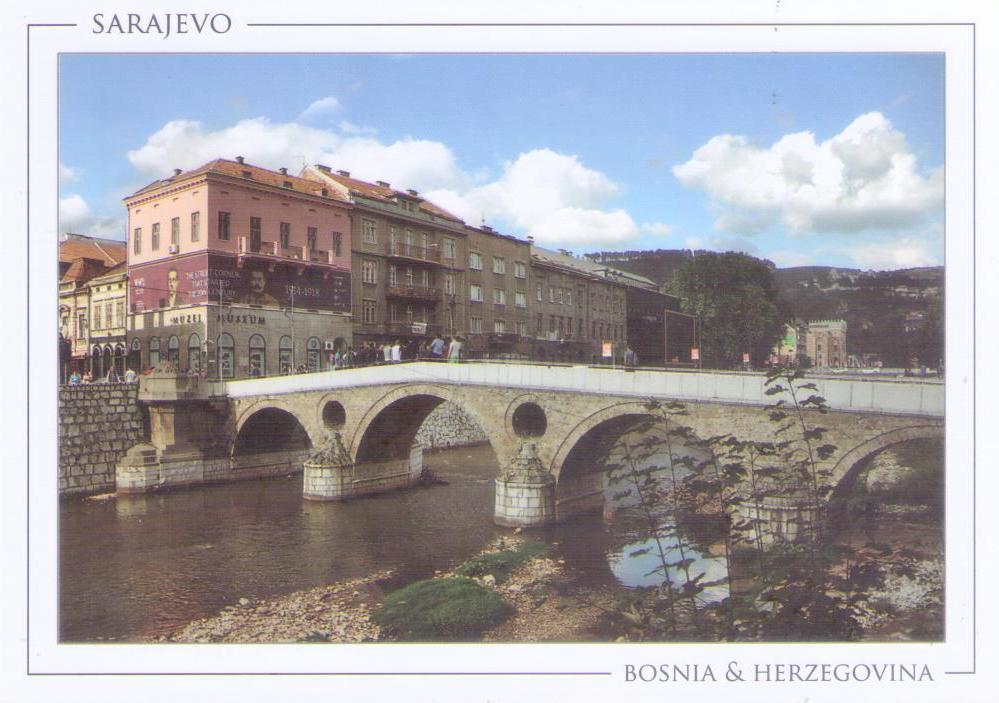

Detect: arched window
148,337,160,368
248,334,266,377
218,333,235,379
102,345,114,379
306,336,321,372
188,333,202,374
114,343,126,377
167,335,180,367
90,345,103,378
279,335,293,374
128,338,142,372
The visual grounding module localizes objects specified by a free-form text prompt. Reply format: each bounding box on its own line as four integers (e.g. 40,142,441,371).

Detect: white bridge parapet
217,362,944,418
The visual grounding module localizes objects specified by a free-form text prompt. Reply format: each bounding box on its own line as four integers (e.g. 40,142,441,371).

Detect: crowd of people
323,335,464,371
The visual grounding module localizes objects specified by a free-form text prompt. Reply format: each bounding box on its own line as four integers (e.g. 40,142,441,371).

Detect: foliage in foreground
372,577,513,641
454,540,547,583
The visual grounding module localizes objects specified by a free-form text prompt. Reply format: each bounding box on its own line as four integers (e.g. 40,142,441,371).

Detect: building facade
124,158,353,378
301,165,469,352
804,319,848,368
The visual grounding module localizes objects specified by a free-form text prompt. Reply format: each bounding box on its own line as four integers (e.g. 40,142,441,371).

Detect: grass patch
372,577,513,641
453,540,547,583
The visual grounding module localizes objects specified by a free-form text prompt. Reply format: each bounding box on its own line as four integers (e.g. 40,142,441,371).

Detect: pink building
124,158,354,378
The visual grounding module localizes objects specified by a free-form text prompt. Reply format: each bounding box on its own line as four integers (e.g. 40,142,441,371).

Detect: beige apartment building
462,225,533,358
529,246,628,363
302,165,469,350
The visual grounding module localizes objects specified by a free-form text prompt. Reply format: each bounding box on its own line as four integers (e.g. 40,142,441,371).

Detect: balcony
385,320,442,337
238,237,343,269
388,242,441,264
386,284,441,302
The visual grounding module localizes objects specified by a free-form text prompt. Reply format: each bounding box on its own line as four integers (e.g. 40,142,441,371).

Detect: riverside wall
59,384,146,496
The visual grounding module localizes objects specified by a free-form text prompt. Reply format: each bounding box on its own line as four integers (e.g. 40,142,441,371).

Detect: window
332,232,343,257
167,335,180,366
116,301,125,326
151,223,160,250
405,267,414,285
307,337,321,372
578,318,584,337
218,211,230,241
280,222,290,249
149,337,161,368
516,320,528,337
549,287,555,303
388,264,398,286
362,260,378,284
362,219,377,244
419,269,430,287
77,312,87,338
444,273,455,296
536,313,543,336
191,211,200,242
515,291,527,308
188,333,202,373
133,227,142,255
171,217,180,245
566,290,572,306
250,217,262,250
362,299,377,324
555,288,564,304
515,261,527,279
468,252,483,270
93,305,102,330
493,257,506,274
248,334,266,377
470,317,483,333
494,319,506,334
493,288,506,306
307,226,318,252
470,284,483,302
443,238,456,260
278,335,293,374
217,334,234,378
536,283,542,302
105,302,113,328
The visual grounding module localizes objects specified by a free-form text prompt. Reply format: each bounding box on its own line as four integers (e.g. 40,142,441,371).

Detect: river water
60,443,728,642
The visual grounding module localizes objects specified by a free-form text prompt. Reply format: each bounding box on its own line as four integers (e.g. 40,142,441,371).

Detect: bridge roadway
123,361,945,529
218,361,944,418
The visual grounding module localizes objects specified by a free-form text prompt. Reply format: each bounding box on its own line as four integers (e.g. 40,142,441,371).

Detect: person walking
447,336,462,363
623,346,638,368
391,340,402,363
382,342,392,363
430,334,445,360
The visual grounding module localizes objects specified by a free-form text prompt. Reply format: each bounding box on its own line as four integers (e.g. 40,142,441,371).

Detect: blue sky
58,53,944,269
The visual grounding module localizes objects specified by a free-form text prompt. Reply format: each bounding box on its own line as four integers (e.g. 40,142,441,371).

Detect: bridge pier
494,442,556,528
304,434,425,501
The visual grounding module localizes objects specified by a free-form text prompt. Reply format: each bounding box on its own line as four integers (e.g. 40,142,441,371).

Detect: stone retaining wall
59,384,146,496
415,401,488,450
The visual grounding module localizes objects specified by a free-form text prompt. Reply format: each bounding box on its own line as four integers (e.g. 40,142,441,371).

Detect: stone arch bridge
118,362,944,528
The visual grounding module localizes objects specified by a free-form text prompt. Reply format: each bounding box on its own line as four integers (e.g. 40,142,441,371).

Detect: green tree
669,252,787,368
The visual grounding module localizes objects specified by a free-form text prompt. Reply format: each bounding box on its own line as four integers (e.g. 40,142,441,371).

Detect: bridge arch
828,423,945,507
233,397,325,450
231,406,313,459
349,383,502,464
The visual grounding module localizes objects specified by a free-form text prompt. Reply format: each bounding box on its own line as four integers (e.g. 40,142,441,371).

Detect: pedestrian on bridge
447,336,462,363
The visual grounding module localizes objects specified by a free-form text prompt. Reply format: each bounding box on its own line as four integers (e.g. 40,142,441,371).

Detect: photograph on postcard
55,52,945,647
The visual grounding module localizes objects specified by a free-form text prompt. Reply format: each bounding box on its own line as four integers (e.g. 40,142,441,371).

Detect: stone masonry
414,401,489,451
59,384,146,496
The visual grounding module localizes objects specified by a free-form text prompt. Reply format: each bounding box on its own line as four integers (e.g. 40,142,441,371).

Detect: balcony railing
385,320,442,336
388,242,441,263
238,238,339,266
386,284,441,302
488,332,521,345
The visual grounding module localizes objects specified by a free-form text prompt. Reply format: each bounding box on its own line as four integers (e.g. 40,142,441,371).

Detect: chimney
279,167,288,175
527,235,535,243
235,155,245,164
337,170,350,177
376,180,390,188
173,168,182,176
407,188,419,197
316,164,331,173
482,225,493,232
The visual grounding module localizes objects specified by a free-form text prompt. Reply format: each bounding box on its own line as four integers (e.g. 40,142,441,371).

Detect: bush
454,540,547,583
372,577,514,641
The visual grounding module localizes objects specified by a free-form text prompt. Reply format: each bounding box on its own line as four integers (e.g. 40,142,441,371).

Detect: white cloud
683,233,757,254
298,96,342,123
59,194,124,238
126,115,670,247
847,236,941,270
673,112,943,236
640,221,673,237
59,162,80,186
